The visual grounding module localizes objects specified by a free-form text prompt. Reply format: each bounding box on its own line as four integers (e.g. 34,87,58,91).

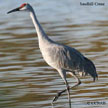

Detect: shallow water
0,0,108,108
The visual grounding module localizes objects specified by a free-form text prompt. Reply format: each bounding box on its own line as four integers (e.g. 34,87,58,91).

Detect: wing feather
52,45,98,81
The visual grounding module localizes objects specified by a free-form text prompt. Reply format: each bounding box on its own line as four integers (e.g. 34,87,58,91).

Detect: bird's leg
69,72,81,88
52,72,81,102
52,70,71,108
52,81,71,108
52,70,67,103
52,88,67,102
65,79,71,108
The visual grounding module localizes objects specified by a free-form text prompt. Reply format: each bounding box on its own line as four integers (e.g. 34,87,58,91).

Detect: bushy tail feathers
84,57,98,81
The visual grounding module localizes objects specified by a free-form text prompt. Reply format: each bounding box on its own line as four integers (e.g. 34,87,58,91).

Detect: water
0,0,108,108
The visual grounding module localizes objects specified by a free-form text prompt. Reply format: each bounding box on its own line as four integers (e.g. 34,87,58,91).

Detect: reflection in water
0,0,108,108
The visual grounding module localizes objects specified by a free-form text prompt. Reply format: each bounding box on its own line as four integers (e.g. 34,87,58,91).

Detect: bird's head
7,3,33,14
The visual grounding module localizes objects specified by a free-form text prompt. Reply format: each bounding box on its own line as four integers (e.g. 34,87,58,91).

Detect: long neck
30,9,52,44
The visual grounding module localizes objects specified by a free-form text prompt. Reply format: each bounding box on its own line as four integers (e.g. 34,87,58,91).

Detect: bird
7,3,98,108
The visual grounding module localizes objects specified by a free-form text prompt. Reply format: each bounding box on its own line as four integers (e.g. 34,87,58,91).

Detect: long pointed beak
7,7,20,14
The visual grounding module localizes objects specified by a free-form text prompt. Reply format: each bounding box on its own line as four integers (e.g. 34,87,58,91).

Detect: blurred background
0,0,108,108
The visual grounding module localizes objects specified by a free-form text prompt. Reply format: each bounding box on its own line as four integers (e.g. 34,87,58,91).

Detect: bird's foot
52,89,66,103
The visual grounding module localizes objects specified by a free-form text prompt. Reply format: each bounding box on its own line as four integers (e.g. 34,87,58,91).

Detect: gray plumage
42,42,97,81
7,3,98,108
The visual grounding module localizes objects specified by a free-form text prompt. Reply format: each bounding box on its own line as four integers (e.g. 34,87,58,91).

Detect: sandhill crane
7,3,98,108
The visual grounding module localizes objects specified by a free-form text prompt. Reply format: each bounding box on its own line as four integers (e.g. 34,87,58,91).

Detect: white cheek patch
20,7,26,11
